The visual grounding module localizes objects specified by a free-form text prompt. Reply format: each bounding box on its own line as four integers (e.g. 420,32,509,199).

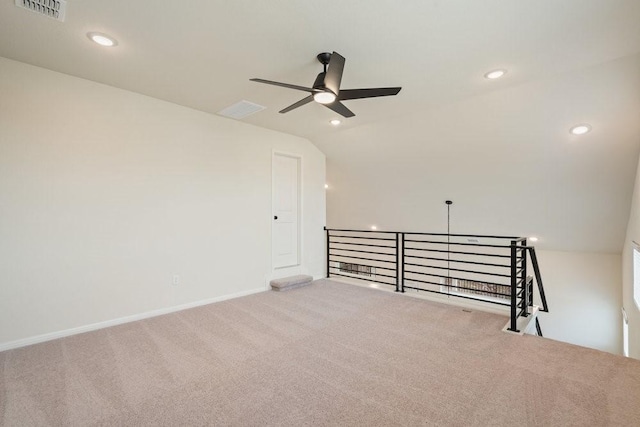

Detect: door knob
274,216,278,220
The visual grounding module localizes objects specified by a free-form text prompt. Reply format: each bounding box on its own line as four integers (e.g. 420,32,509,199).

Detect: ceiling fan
250,51,401,118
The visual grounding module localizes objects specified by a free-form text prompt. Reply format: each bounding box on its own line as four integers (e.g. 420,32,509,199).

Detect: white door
273,153,300,269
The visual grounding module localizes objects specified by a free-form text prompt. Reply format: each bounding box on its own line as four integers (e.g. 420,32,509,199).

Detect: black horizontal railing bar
328,254,396,265
326,228,398,234
405,241,512,250
403,269,508,288
404,247,512,259
328,263,396,274
329,235,397,241
402,284,511,306
401,232,522,240
404,254,510,269
330,247,396,257
329,272,395,286
405,246,511,258
403,262,512,278
327,228,531,248
404,239,514,249
326,228,522,240
331,240,396,249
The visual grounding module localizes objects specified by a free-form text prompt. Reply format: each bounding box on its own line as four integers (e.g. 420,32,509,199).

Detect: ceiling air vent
15,0,66,22
217,100,265,120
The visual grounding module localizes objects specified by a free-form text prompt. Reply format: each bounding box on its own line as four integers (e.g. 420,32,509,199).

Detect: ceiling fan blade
250,78,313,93
338,87,402,100
323,101,355,118
324,52,345,95
279,95,314,113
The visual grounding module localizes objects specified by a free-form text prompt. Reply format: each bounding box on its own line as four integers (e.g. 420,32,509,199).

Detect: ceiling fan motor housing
316,52,332,66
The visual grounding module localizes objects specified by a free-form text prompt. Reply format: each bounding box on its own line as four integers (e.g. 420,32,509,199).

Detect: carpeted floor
1,279,639,426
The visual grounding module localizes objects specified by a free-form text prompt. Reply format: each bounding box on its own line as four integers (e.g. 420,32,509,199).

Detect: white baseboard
0,287,265,352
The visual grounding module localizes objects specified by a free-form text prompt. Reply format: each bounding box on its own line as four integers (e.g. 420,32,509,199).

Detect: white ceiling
1,0,640,252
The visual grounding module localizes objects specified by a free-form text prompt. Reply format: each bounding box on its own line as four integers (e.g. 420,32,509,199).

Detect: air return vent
217,100,265,120
15,0,66,22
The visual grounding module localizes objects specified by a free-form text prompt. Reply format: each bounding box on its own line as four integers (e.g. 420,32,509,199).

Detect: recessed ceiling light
529,236,539,242
313,91,336,104
324,184,329,189
371,225,377,230
484,69,506,80
87,32,118,47
570,124,591,135
330,119,341,126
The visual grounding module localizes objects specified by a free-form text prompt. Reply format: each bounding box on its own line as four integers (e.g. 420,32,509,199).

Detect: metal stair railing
325,227,549,333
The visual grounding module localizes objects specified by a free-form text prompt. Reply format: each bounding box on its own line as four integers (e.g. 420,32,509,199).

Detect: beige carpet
1,279,639,426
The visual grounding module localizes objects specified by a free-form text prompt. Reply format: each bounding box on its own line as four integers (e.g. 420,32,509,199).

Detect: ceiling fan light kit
250,51,402,118
313,92,336,104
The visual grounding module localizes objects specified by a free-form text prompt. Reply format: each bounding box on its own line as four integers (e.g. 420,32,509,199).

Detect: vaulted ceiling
1,0,639,252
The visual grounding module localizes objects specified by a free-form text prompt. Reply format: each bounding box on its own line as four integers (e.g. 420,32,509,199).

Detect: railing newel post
521,240,528,317
395,232,400,292
401,233,405,293
325,226,330,279
509,240,519,332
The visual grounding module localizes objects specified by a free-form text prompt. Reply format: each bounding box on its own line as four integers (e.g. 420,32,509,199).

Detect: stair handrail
526,246,549,312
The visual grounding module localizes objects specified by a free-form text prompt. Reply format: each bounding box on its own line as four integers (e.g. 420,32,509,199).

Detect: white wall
0,57,326,348
534,250,621,355
622,158,640,359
